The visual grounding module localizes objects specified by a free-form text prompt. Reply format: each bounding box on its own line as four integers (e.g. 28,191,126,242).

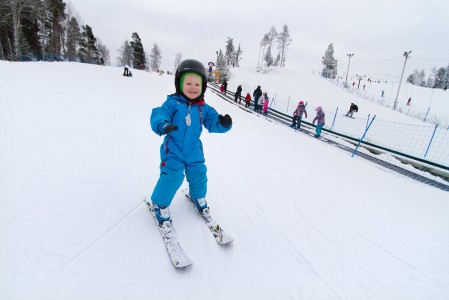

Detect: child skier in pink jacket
263,97,269,116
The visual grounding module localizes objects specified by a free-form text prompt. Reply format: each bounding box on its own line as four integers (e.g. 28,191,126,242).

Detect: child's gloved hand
162,123,178,134
218,114,232,128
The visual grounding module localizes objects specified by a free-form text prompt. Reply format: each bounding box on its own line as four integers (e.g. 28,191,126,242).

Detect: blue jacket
151,94,231,164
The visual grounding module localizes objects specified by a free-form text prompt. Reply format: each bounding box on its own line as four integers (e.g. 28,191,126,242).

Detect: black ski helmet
175,59,207,101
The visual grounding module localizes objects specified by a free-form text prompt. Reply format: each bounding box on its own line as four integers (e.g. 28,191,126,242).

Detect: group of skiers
219,80,228,95
224,82,364,139
288,100,325,138
251,85,270,116
234,84,326,138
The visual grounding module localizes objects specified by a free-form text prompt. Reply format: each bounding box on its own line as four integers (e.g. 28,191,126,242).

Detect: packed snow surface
0,62,448,300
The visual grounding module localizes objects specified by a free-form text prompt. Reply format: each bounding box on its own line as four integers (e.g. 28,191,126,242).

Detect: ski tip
173,259,193,268
217,235,234,245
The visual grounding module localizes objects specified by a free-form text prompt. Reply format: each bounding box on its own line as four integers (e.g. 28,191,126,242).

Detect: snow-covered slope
1,62,448,300
228,66,449,126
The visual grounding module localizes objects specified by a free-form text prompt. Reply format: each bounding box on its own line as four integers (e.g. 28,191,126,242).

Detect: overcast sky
70,0,449,80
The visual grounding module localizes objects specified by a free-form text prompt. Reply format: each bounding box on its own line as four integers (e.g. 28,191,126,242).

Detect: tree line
320,44,449,91
0,0,110,64
407,66,449,90
116,33,163,71
1,3,294,76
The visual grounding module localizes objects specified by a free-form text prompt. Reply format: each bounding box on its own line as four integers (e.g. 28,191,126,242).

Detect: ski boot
191,197,212,222
153,204,173,236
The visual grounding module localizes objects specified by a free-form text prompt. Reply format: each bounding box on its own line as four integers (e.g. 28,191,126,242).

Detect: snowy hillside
1,62,448,300
227,67,449,167
228,66,449,127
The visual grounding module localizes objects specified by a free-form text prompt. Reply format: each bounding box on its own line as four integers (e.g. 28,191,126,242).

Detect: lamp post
393,50,412,110
345,53,354,88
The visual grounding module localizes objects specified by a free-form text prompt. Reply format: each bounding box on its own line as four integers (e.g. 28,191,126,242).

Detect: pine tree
434,67,446,88
42,0,66,61
78,24,99,64
258,34,270,66
130,32,146,69
225,37,235,67
66,17,80,61
20,6,42,60
216,49,229,81
321,43,338,78
149,43,161,71
262,26,277,67
276,24,292,67
216,49,224,70
427,68,436,88
18,29,33,61
264,45,273,66
443,65,449,89
418,70,426,87
234,43,242,67
407,69,418,84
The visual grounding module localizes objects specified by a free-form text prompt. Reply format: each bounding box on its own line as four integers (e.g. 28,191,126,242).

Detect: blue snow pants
151,158,207,207
315,124,323,137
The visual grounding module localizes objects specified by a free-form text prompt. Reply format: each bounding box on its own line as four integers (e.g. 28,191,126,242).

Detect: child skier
263,96,269,116
290,101,307,128
245,93,251,108
312,106,325,138
258,92,267,113
150,59,232,231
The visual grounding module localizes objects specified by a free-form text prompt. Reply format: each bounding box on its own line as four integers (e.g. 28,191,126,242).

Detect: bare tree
117,40,132,66
96,38,109,65
173,52,182,72
149,43,161,71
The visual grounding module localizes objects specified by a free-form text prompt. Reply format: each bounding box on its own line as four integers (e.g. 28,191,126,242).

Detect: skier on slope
345,103,358,118
234,84,242,103
150,59,232,232
312,106,325,138
290,101,308,128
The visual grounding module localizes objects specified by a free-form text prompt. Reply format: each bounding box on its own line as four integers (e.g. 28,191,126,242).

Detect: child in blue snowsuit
150,59,232,225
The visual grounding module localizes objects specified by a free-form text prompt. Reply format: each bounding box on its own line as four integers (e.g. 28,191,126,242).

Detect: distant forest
407,66,449,90
0,0,109,64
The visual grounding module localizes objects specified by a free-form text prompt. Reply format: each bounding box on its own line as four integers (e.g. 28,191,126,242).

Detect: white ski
144,199,193,268
182,190,233,245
